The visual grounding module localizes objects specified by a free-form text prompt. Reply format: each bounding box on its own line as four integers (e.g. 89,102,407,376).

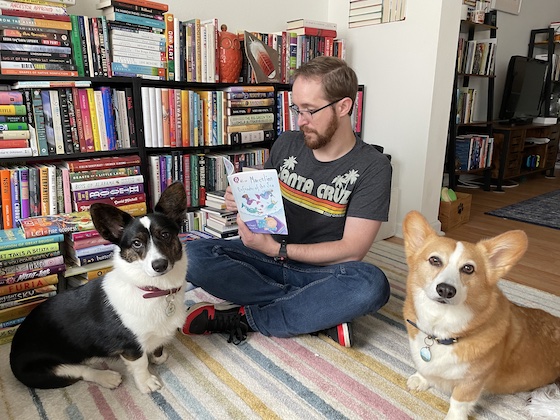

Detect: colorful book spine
0,250,61,267
0,273,58,297
77,88,94,152
72,183,144,202
0,264,65,286
112,11,165,30
0,242,59,261
30,89,48,156
64,155,141,171
70,174,144,191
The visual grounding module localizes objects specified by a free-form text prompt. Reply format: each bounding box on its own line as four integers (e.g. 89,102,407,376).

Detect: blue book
0,228,64,252
113,12,165,30
100,87,117,150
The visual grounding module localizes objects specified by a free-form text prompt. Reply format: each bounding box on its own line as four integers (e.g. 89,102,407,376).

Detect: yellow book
0,104,26,115
119,201,147,217
86,88,101,151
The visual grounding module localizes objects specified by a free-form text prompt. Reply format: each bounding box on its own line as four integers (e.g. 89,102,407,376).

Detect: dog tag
165,301,176,317
420,346,432,362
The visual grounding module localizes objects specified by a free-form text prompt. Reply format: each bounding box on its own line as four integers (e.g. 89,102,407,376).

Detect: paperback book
227,167,288,235
19,212,95,239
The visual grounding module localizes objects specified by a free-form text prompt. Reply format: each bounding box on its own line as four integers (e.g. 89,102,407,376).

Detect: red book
71,88,87,153
0,139,28,148
284,27,337,38
97,0,169,12
64,155,141,172
77,89,94,152
0,8,71,22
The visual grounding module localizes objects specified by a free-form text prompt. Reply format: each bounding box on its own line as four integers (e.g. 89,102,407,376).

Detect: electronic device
499,55,549,125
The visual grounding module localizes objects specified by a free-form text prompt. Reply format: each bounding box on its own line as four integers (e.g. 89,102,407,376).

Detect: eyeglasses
289,98,343,120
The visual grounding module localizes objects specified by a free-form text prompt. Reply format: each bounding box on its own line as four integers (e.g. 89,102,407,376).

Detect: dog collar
406,319,459,362
138,286,182,299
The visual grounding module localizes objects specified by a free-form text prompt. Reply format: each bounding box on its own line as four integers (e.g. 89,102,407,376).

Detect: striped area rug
1,240,559,419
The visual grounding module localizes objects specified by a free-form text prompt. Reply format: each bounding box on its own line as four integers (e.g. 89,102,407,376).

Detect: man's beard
302,112,338,150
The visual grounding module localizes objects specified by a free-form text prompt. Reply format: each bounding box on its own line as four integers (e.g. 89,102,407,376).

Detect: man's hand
237,215,280,257
224,186,237,212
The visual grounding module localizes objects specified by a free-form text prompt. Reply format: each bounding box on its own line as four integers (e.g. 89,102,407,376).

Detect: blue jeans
186,239,390,338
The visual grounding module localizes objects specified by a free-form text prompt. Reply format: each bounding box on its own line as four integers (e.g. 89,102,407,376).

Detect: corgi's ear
90,203,134,244
154,182,187,227
402,211,437,256
477,230,528,280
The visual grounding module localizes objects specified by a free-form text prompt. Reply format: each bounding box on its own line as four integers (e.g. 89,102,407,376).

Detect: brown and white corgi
10,182,188,394
402,210,560,419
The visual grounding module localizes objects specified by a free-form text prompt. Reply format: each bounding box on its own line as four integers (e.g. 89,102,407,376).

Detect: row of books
455,134,494,171
455,87,477,125
0,154,145,230
457,37,497,76
140,84,277,148
147,148,270,210
0,82,137,158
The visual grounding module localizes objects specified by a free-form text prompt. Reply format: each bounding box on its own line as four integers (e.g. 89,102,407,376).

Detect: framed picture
491,0,522,15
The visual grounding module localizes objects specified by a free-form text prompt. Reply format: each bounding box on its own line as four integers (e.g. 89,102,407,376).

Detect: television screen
499,55,548,123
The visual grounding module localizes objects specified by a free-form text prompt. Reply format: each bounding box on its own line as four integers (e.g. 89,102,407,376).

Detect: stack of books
96,0,169,80
224,85,276,145
200,190,239,239
0,228,65,345
64,155,146,215
18,210,115,268
0,90,32,158
0,0,77,77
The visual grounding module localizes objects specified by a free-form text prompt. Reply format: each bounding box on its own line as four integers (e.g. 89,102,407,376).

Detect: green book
0,242,60,261
0,228,63,252
70,15,85,77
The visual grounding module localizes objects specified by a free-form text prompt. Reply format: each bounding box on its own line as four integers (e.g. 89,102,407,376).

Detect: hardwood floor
389,170,560,296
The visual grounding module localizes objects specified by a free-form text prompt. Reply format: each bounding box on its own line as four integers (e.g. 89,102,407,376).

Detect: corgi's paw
137,374,163,394
407,372,430,391
149,347,168,365
93,369,123,389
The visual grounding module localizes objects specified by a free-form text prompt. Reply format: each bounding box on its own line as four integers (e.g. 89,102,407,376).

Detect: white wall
69,0,559,237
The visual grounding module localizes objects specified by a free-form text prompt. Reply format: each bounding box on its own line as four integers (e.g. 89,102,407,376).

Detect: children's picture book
225,158,287,235
19,212,95,239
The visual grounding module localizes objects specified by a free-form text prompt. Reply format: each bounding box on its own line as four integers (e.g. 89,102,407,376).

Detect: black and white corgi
10,182,188,394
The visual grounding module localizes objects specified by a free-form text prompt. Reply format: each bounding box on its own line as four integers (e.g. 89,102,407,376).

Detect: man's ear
338,97,353,116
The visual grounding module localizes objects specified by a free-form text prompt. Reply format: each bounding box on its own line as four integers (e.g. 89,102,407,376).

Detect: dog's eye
462,264,474,274
428,256,442,267
161,231,170,240
132,239,143,249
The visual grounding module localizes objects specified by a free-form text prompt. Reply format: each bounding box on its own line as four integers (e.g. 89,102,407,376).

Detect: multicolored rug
486,189,560,230
1,240,559,419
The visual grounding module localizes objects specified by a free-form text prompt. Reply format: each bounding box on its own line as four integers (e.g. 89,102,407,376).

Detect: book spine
68,236,109,250
0,242,59,261
0,130,30,140
69,14,85,77
27,166,39,217
65,155,141,171
69,166,141,182
100,86,116,150
10,169,20,226
113,11,165,30
230,129,275,145
0,1,68,15
70,230,99,241
0,147,32,157
0,232,62,252
86,88,101,151
0,287,56,308
76,250,113,266
102,0,168,12
77,88,94,152
57,88,74,154
93,90,108,151
0,15,72,30
74,243,114,258
0,300,45,324
30,89,48,156
65,88,80,153
18,167,30,220
40,90,55,154
0,273,58,297
0,169,12,229
0,255,64,278
70,174,144,192
47,90,65,155
37,164,49,215
0,139,28,148
72,183,144,202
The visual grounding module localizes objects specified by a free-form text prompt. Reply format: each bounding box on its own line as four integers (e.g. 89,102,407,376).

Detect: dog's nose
152,259,169,273
436,283,456,299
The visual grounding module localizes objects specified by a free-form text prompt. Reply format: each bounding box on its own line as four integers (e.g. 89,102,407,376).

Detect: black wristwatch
275,240,288,261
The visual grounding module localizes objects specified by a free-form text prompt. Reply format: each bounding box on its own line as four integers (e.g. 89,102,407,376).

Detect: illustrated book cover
19,212,95,239
226,166,288,235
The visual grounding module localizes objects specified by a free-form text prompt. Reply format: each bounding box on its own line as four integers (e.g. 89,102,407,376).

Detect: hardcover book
227,166,288,235
19,212,95,239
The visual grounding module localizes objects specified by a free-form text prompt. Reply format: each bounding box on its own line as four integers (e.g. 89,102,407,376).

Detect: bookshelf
445,19,497,191
528,27,560,118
